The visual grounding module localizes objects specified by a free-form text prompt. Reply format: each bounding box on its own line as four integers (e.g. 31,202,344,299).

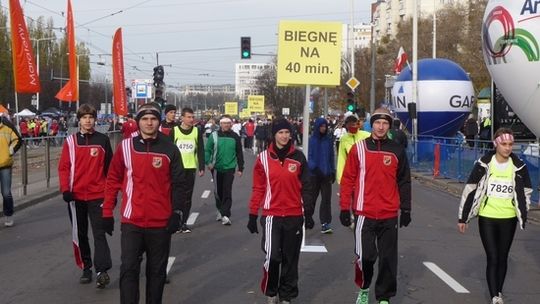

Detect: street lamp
32,37,55,111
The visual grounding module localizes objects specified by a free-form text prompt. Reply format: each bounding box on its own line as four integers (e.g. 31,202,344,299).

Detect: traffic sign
248,95,265,112
224,102,238,115
276,21,342,86
346,77,360,91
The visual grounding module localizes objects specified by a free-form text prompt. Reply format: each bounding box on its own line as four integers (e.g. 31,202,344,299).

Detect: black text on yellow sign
277,21,342,87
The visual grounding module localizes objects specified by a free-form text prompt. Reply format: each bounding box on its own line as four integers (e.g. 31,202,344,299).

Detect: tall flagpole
412,0,418,143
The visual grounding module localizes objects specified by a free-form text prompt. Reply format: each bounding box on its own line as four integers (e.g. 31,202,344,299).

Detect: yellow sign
224,102,238,115
277,20,342,86
248,95,265,112
240,109,251,118
346,77,360,90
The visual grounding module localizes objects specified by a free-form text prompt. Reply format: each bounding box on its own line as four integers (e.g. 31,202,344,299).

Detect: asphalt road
1,151,540,304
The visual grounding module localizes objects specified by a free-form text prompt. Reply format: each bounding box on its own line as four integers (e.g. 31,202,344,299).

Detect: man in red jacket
247,118,314,304
102,102,188,304
121,113,138,138
58,104,113,288
339,107,411,304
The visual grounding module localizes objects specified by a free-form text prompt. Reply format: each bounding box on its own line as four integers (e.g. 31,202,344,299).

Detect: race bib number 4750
177,140,195,153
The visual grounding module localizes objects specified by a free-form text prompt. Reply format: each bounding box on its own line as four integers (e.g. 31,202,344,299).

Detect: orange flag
112,28,127,116
55,0,78,102
9,0,41,93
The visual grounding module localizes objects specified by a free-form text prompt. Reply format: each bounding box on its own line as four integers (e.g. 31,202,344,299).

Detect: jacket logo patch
90,148,98,157
288,163,297,173
383,155,392,166
152,157,163,168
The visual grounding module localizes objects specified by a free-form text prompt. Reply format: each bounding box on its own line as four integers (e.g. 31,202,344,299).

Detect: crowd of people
1,103,531,304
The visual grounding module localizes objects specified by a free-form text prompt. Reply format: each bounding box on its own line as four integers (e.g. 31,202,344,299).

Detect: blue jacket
308,118,335,177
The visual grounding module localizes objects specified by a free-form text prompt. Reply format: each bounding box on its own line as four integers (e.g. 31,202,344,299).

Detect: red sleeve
103,142,126,218
339,144,359,211
57,140,72,193
249,156,267,215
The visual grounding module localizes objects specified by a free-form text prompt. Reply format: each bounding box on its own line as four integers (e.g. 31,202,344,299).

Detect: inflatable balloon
482,0,540,136
391,58,474,137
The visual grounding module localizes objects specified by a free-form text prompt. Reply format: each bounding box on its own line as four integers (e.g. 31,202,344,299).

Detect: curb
0,189,59,217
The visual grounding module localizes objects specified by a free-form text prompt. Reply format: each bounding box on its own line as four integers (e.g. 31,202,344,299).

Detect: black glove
247,214,258,234
166,211,182,234
339,210,352,227
304,215,314,229
400,210,411,227
63,191,74,203
102,217,114,236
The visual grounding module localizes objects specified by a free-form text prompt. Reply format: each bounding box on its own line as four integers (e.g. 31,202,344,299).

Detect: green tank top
479,156,516,218
173,126,198,169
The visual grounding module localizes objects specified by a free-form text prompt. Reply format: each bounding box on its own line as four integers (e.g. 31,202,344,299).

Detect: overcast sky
4,0,372,85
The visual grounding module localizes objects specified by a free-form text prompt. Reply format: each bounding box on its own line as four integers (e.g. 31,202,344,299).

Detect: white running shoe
267,296,278,304
221,216,231,225
491,296,503,304
4,216,14,227
216,212,222,221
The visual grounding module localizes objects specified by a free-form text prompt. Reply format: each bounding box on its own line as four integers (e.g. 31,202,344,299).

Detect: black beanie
136,102,161,122
164,104,177,114
272,118,292,137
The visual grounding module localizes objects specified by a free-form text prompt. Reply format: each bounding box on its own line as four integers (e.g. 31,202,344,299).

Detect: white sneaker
216,212,222,221
491,296,503,304
267,296,278,304
4,216,14,227
221,216,231,225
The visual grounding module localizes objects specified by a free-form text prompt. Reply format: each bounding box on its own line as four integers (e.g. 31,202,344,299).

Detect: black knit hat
164,104,177,114
136,102,161,122
271,118,292,137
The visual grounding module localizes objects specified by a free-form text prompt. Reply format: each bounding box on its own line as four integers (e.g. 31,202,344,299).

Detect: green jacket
205,130,244,172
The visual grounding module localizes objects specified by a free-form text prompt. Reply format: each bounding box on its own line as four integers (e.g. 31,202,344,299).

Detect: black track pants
354,216,398,301
260,216,303,301
119,223,171,304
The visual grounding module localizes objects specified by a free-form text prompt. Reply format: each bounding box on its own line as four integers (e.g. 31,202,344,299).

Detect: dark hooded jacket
308,117,335,177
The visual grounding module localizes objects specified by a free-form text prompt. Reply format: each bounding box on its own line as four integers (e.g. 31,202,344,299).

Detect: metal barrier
15,127,122,196
408,136,540,202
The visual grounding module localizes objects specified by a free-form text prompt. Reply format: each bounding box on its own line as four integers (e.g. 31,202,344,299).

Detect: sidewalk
412,171,540,224
0,177,60,217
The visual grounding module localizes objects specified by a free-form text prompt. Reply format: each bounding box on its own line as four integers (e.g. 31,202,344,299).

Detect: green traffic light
347,104,355,111
242,51,250,58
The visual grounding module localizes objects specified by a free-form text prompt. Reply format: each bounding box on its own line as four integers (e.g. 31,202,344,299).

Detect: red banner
112,28,127,116
9,0,41,93
55,0,78,102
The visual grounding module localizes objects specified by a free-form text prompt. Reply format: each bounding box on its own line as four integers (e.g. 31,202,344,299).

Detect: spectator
0,115,22,227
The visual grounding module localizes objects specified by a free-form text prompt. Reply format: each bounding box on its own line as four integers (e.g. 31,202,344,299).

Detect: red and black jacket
249,142,314,217
103,135,187,228
340,136,411,219
58,131,113,201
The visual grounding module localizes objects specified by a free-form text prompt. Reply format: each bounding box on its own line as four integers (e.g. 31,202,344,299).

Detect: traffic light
241,36,251,59
153,65,165,88
346,92,356,112
155,96,167,109
125,87,132,98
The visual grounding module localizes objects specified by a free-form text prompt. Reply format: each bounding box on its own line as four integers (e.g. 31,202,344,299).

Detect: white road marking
166,257,176,275
301,245,328,253
423,261,470,293
201,190,211,199
186,212,199,226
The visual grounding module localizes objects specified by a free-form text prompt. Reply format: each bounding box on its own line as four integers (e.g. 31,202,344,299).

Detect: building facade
234,63,273,100
372,0,467,41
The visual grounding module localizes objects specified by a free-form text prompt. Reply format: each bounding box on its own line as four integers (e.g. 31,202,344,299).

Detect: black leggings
478,216,517,298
